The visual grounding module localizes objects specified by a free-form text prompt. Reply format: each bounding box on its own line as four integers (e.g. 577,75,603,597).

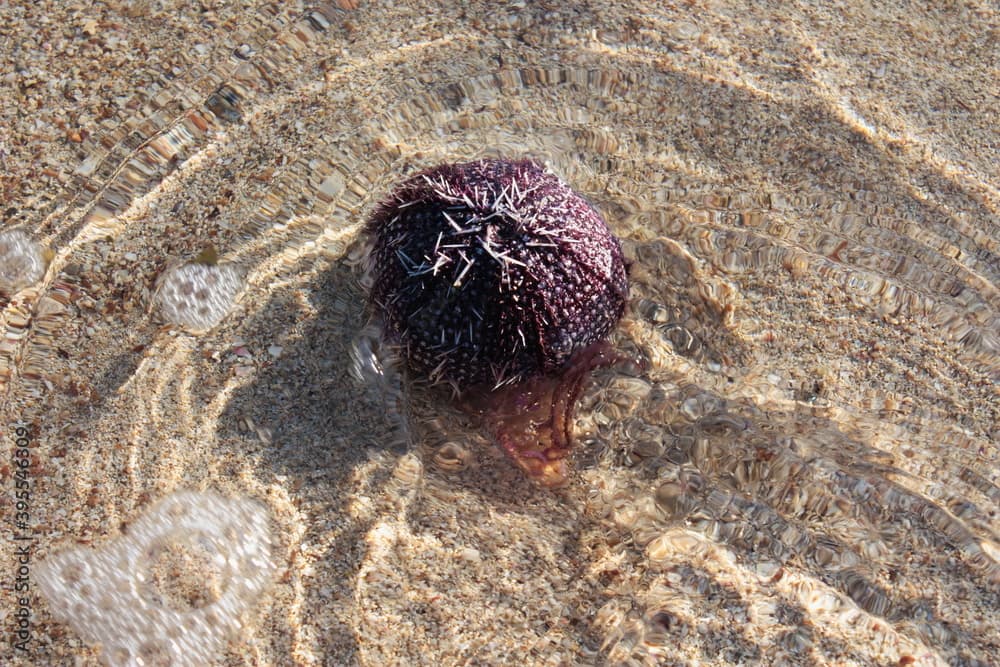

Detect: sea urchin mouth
365,158,628,392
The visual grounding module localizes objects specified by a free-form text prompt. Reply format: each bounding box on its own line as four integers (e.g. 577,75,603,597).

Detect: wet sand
1,1,997,665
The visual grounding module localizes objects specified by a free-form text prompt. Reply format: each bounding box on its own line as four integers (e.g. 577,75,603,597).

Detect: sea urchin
365,158,631,486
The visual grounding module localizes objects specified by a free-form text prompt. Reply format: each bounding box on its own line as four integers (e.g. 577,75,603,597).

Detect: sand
1,0,997,665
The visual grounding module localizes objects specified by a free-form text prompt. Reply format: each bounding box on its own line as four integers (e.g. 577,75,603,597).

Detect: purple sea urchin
366,158,632,486
366,158,628,390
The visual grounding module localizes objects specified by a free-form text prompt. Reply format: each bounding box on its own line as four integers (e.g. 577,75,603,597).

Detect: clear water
1,1,996,665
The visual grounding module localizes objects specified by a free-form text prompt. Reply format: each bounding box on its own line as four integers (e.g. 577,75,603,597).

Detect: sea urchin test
365,158,631,486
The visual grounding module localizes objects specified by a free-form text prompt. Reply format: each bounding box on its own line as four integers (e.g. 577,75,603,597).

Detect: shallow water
1,1,997,665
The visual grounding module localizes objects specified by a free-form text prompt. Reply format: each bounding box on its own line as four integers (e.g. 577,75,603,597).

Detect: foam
153,261,243,332
36,491,275,667
0,228,47,294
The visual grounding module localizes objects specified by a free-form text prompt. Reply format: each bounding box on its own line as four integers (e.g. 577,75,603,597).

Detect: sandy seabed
1,1,997,665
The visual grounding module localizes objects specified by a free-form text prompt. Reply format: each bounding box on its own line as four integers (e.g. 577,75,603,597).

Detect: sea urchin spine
366,158,628,389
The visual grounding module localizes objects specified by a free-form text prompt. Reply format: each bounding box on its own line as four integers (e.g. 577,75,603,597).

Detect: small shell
391,453,424,488
431,441,472,472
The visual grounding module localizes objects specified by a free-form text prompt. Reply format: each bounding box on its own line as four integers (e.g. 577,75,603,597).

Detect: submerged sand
1,1,997,665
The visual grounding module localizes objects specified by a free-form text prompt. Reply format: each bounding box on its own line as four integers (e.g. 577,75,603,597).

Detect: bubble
0,228,47,294
654,481,688,518
602,376,654,419
154,261,243,332
36,491,275,667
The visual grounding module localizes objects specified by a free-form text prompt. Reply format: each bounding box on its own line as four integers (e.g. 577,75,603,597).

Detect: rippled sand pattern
1,1,997,665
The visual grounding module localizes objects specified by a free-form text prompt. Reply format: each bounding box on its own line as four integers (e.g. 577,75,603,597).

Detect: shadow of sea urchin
365,158,631,486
